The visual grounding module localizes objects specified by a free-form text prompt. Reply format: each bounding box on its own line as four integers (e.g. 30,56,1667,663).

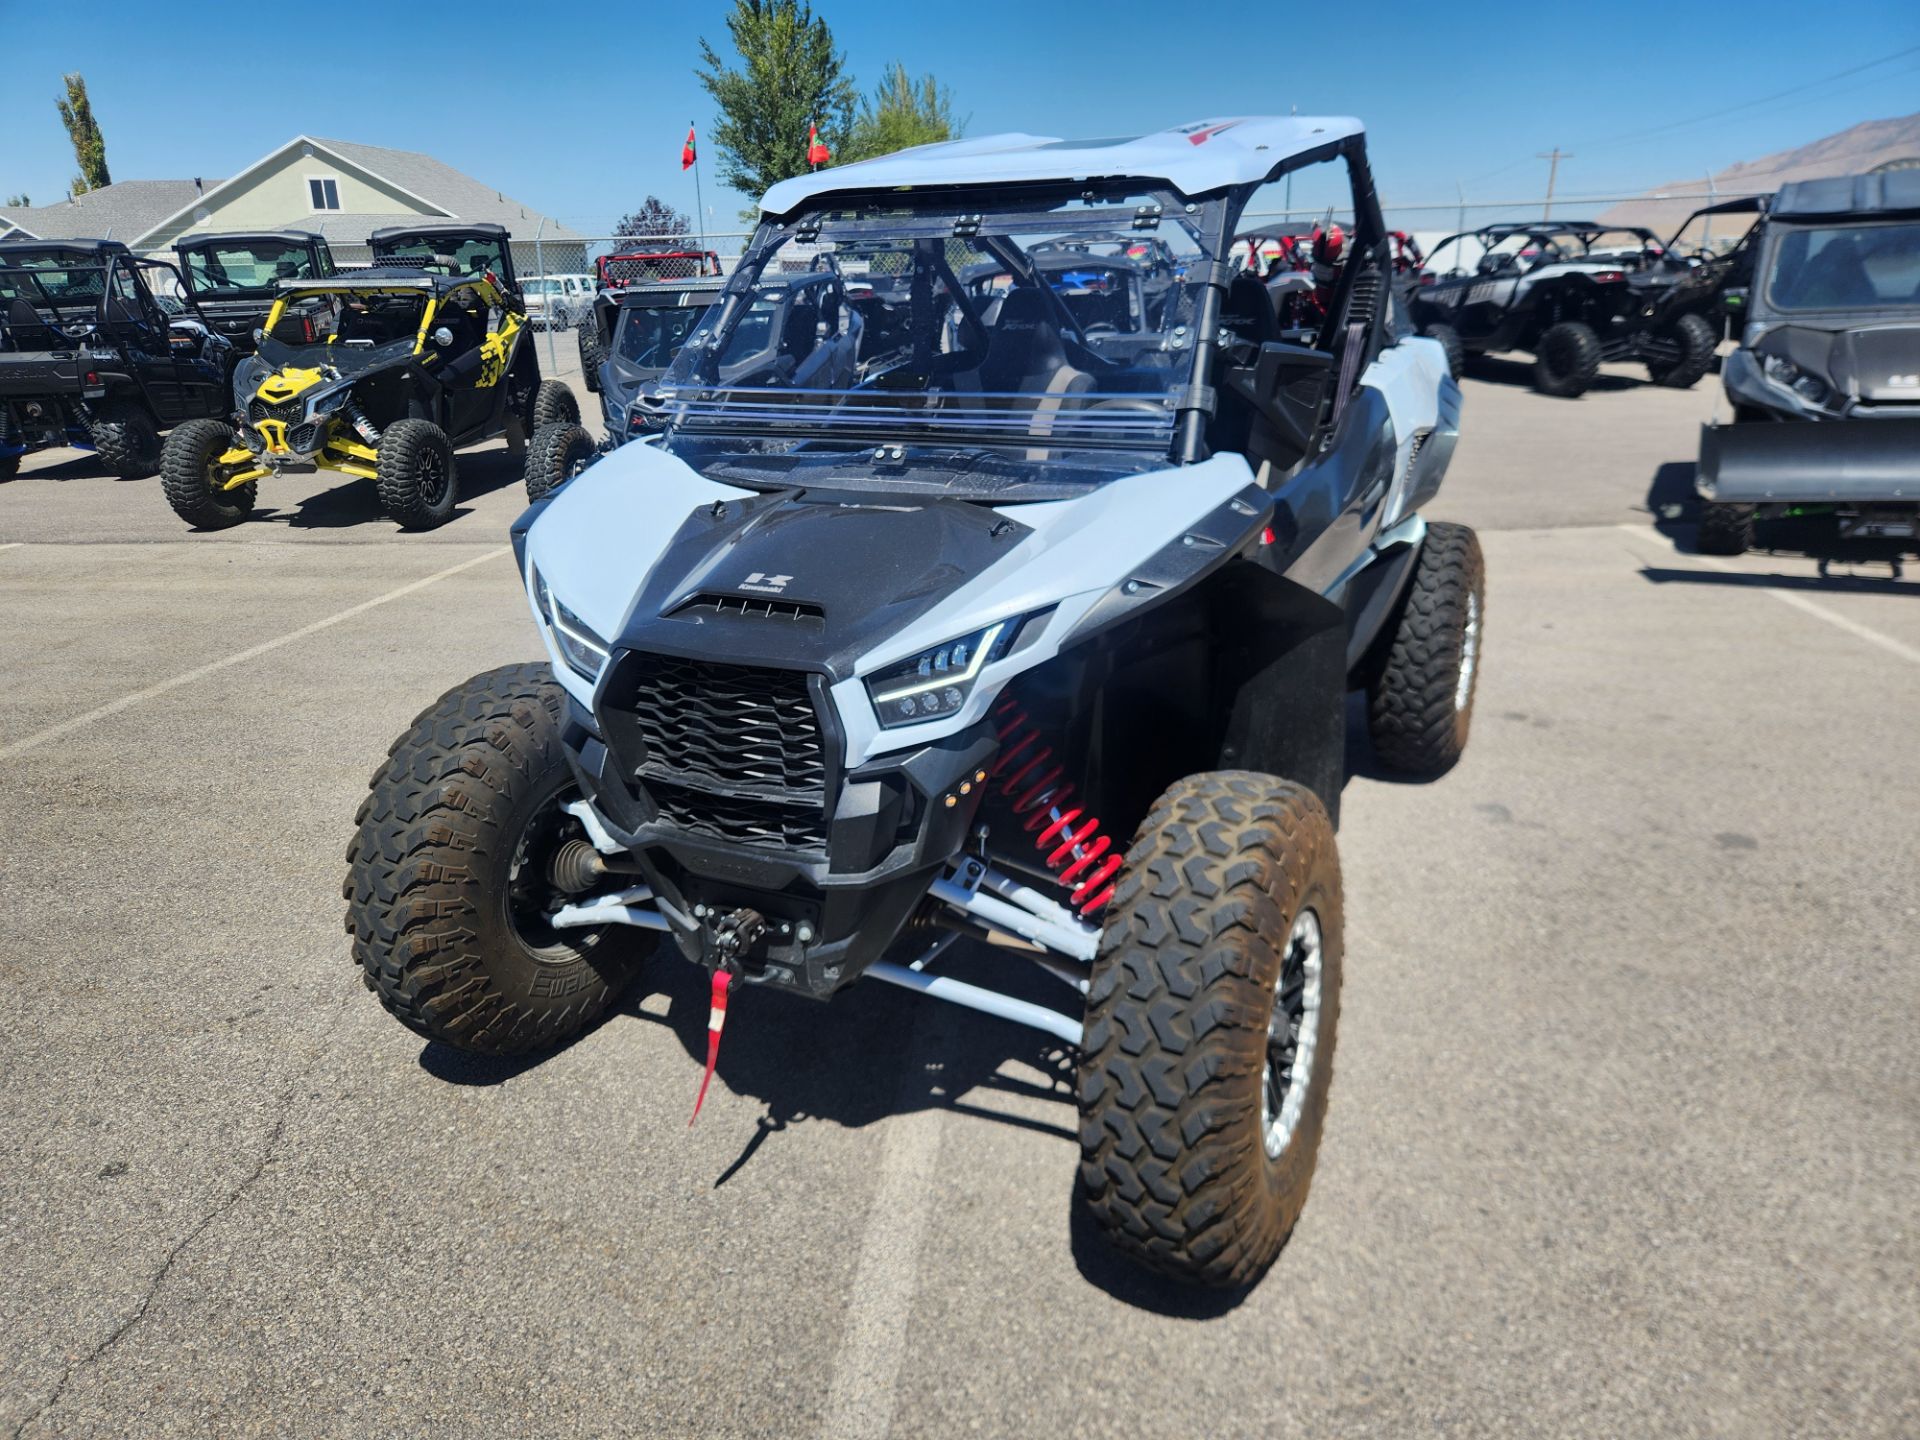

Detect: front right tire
160,418,257,529
1078,772,1343,1289
344,663,649,1056
1697,501,1755,555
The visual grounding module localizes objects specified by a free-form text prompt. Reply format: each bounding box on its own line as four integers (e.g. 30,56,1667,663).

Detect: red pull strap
688,969,732,1126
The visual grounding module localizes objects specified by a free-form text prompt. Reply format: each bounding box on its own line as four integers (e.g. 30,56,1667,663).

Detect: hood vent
672,592,825,625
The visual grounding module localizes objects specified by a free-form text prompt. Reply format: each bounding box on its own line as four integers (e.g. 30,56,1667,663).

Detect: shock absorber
990,697,1124,917
342,396,382,446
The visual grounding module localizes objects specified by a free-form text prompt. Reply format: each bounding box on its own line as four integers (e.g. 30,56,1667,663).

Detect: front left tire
344,663,650,1056
523,422,596,503
89,399,161,478
1366,521,1486,776
1646,311,1717,389
1078,772,1343,1289
161,418,257,529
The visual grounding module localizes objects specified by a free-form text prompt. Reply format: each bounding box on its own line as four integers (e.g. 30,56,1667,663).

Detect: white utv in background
345,117,1484,1289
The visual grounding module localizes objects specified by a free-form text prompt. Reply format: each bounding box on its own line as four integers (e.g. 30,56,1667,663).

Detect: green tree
57,73,110,196
695,0,855,204
615,196,693,239
843,63,962,164
4,193,29,208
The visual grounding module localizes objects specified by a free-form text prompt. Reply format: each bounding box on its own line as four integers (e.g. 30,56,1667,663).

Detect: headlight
531,566,611,682
865,622,1017,729
305,382,354,420
1763,353,1829,406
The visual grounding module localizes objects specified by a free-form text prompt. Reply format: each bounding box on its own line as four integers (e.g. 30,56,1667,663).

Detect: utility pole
1536,148,1572,218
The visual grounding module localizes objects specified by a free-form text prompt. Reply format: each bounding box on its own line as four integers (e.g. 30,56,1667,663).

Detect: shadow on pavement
1464,354,1640,395
245,448,526,530
1066,1196,1263,1319
1639,564,1914,592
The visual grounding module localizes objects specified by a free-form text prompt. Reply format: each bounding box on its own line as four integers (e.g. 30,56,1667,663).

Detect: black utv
1654,197,1766,342
1408,221,1718,396
160,266,575,529
588,278,724,440
1696,171,1920,556
0,238,232,480
174,230,336,353
368,222,521,298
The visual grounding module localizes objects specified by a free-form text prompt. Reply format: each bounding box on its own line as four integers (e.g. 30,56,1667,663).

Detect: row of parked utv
0,222,580,529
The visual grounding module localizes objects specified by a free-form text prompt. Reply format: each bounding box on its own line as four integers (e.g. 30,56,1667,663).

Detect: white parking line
1619,524,1920,666
0,543,22,552
0,547,509,763
821,1006,944,1440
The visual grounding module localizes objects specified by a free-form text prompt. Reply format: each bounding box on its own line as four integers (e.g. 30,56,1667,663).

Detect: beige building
0,135,580,269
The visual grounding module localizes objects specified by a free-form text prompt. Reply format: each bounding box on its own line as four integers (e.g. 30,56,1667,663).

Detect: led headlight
304,381,355,420
865,622,1017,729
1763,352,1829,406
531,566,612,682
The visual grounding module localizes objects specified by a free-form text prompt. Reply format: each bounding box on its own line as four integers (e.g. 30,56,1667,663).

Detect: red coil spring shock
989,697,1124,917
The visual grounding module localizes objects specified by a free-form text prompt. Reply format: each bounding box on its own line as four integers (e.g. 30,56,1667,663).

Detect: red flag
681,125,697,171
806,123,830,167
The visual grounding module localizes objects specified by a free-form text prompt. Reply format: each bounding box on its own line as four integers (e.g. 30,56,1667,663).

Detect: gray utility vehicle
533,270,859,499
0,237,231,479
1697,171,1920,556
173,230,336,353
1408,221,1717,395
346,116,1483,1289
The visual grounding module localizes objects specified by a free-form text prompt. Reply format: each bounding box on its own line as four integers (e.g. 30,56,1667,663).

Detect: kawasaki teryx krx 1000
345,117,1485,1288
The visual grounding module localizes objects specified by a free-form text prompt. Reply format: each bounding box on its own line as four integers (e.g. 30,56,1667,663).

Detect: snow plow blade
1697,418,1920,504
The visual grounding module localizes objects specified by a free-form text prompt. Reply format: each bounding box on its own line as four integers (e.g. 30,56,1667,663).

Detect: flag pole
690,121,708,261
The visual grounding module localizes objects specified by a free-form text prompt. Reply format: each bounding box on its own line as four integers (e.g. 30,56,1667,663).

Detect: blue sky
3,0,1916,233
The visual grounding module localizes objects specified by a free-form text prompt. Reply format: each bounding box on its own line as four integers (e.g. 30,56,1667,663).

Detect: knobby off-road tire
1532,321,1602,397
1697,501,1755,555
344,663,649,1055
1078,772,1344,1289
529,379,580,432
524,422,595,504
160,418,256,529
577,326,604,393
1647,310,1717,389
375,418,458,530
1421,321,1464,381
89,399,161,478
1367,521,1486,776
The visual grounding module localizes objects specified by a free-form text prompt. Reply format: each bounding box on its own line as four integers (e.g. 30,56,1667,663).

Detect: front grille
287,421,323,453
248,397,302,425
647,779,828,850
611,653,829,852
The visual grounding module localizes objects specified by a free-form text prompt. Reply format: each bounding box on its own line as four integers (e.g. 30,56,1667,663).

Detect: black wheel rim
504,780,602,962
417,448,449,508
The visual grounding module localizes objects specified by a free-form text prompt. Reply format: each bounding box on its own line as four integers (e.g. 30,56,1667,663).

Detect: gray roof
309,138,582,240
1772,169,1920,219
0,180,218,242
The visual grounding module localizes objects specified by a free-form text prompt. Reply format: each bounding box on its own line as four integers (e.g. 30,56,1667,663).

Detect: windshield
1765,221,1920,311
614,301,713,370
183,240,321,297
375,237,503,281
1,254,108,301
655,186,1212,460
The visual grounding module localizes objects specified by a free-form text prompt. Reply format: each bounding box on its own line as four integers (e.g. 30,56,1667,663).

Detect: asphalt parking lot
3,345,1917,1439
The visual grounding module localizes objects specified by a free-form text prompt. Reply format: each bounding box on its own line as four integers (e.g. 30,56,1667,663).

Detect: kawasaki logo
740,572,792,594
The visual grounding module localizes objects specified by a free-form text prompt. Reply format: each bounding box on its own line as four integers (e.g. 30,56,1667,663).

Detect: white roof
760,116,1363,216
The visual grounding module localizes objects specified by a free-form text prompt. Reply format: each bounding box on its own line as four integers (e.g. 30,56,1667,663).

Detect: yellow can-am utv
159,264,577,529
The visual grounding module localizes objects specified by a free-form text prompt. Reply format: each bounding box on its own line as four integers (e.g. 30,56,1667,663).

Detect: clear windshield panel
615,303,711,369
184,240,319,297
377,238,502,280
656,188,1212,455
1766,222,1920,311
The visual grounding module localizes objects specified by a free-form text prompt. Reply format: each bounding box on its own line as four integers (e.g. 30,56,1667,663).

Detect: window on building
308,177,340,211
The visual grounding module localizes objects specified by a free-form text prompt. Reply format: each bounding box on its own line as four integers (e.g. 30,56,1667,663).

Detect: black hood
1757,320,1920,402
611,489,1031,679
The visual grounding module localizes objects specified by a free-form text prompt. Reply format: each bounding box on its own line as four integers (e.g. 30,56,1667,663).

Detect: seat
4,297,58,351
1794,238,1874,309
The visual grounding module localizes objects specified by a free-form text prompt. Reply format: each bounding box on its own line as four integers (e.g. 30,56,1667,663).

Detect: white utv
344,117,1484,1288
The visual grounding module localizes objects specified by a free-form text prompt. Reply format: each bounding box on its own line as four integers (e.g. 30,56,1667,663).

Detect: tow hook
688,908,766,1126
